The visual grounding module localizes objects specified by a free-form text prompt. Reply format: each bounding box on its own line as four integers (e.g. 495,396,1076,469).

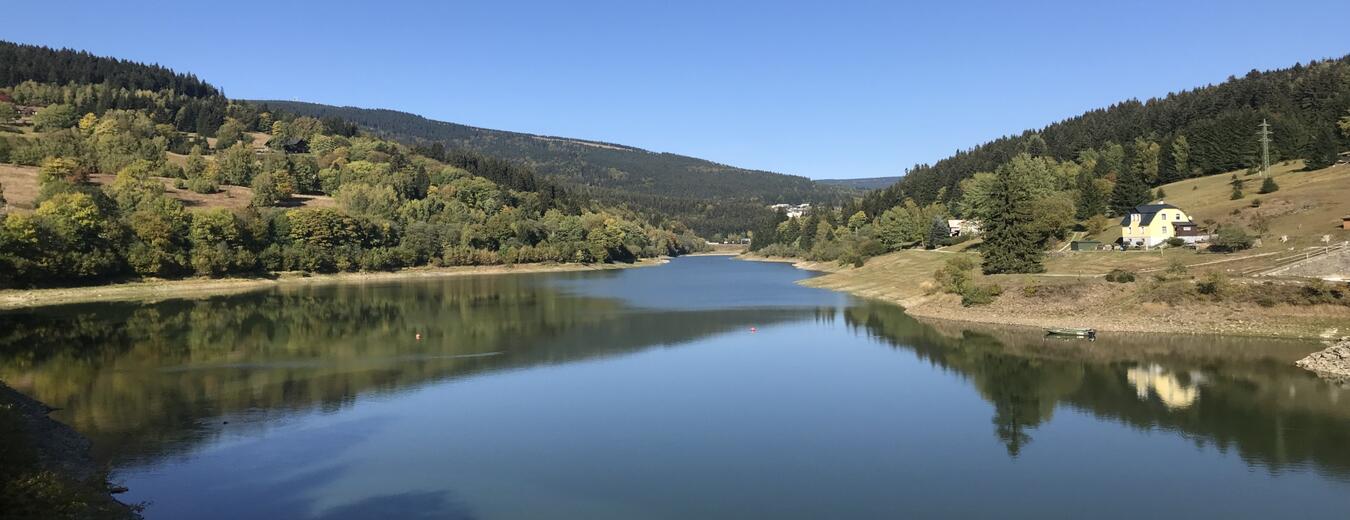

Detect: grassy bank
0,259,665,311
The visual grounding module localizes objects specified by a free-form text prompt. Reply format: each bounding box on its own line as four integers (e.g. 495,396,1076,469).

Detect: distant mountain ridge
252,100,849,205
816,176,902,191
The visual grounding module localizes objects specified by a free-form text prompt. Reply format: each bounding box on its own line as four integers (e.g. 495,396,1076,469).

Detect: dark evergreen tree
1258,176,1280,194
748,211,786,251
1074,169,1106,219
797,212,818,251
925,218,951,249
1109,169,1150,215
1305,126,1341,170
980,166,1043,274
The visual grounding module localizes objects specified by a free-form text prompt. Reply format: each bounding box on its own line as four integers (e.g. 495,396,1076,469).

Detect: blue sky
5,1,1348,179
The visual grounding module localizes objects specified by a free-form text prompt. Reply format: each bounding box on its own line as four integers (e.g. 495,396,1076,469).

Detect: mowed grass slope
1090,160,1350,247
1071,160,1350,275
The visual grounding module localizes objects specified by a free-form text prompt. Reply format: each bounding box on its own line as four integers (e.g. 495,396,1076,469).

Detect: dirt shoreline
0,259,666,311
736,254,847,273
898,298,1345,340
738,253,1348,340
0,380,135,516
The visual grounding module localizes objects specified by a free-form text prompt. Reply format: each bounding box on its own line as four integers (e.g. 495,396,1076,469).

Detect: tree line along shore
739,158,1350,340
0,259,665,311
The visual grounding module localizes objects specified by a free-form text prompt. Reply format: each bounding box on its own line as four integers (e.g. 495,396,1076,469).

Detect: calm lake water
3,256,1350,518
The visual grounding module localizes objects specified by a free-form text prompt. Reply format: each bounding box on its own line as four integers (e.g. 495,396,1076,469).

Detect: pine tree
798,213,818,251
1305,127,1340,170
1258,176,1279,194
1109,168,1149,215
1155,187,1166,200
1170,135,1190,180
1074,169,1106,219
980,164,1043,274
925,218,951,249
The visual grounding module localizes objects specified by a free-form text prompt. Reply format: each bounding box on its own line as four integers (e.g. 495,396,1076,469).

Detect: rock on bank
1296,339,1350,383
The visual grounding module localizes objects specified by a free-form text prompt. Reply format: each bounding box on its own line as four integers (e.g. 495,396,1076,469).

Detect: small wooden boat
1045,327,1096,340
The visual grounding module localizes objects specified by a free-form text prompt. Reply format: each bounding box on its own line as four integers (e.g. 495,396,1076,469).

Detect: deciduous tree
32,104,78,131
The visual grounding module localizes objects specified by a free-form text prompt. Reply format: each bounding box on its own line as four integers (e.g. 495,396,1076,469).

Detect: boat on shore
1045,327,1096,340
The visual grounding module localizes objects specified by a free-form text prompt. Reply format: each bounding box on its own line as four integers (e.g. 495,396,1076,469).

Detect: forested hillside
0,41,706,289
254,100,852,235
753,56,1350,277
0,41,227,136
817,176,901,190
256,101,844,202
865,56,1350,214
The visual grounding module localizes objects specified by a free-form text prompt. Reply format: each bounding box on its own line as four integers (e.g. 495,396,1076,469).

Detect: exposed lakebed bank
742,252,1350,341
0,381,137,518
1297,339,1350,383
0,259,666,311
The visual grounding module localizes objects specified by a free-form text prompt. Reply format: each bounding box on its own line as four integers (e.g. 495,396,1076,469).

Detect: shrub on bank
960,283,1002,307
1195,272,1231,299
1105,269,1136,283
931,256,1001,306
1210,227,1255,253
756,243,803,258
934,256,976,294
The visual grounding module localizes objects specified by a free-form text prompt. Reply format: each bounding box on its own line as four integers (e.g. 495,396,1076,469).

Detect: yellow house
1119,202,1199,248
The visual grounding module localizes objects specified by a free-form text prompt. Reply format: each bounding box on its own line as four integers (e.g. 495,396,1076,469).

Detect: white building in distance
768,203,812,219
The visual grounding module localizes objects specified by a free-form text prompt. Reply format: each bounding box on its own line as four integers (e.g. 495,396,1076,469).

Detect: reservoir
2,256,1347,518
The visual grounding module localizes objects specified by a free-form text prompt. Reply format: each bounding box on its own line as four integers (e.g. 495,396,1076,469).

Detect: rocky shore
1296,339,1350,383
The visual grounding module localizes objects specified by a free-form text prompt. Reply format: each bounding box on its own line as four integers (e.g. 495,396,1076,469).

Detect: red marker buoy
749,327,757,333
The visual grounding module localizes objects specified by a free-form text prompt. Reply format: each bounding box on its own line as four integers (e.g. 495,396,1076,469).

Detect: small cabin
1070,240,1101,251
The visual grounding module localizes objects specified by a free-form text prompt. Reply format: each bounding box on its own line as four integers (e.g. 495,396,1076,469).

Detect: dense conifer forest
864,56,1350,214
